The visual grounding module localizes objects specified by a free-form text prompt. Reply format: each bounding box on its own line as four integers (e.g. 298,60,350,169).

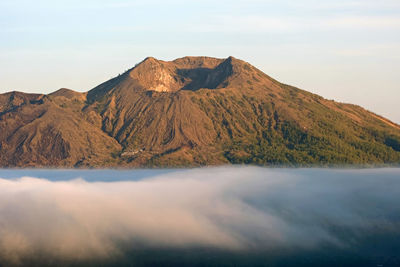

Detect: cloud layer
0,167,399,265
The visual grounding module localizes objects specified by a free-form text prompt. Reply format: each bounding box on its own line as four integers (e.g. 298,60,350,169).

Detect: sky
1,0,400,123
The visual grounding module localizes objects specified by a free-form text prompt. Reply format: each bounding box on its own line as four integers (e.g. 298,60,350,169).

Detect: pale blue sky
1,0,400,122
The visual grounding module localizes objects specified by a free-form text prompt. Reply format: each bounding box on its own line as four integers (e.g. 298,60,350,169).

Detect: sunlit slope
1,56,399,167
0,90,121,167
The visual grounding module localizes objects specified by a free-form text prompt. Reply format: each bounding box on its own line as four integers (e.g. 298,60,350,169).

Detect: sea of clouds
0,167,399,265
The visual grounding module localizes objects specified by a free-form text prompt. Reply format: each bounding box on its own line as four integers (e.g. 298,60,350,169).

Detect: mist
0,167,400,266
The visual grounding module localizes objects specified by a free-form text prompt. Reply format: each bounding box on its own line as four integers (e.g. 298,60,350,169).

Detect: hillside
1,56,400,167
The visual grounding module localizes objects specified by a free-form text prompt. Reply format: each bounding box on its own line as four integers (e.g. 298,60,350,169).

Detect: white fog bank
0,167,399,265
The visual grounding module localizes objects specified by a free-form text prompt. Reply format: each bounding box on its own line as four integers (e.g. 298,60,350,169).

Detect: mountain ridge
1,56,400,167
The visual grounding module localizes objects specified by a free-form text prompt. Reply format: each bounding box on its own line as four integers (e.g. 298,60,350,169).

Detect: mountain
1,56,400,167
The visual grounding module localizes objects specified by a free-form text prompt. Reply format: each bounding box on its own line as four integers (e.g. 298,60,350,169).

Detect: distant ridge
1,56,399,167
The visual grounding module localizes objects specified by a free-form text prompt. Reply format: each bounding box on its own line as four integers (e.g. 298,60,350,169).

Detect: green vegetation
223,122,400,166
218,99,400,165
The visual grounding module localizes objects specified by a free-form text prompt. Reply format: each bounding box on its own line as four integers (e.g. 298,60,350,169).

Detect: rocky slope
1,56,400,167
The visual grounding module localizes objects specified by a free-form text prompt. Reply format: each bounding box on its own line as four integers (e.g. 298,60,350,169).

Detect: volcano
1,56,399,167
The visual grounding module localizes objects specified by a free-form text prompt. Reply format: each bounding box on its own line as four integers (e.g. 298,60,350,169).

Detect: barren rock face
127,56,235,92
129,57,182,92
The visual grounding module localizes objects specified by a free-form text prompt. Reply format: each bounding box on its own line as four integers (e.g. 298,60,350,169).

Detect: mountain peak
49,88,86,102
123,56,243,93
141,56,161,64
128,57,178,92
87,56,270,103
